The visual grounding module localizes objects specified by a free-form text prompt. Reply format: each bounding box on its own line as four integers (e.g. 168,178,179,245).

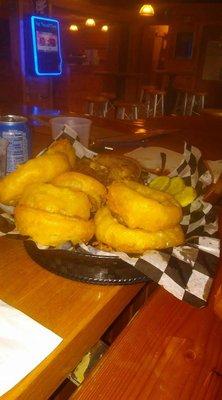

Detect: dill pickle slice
166,177,185,195
149,176,170,191
175,186,197,207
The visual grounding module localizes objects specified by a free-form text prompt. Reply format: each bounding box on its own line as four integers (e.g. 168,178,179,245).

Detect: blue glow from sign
30,15,62,76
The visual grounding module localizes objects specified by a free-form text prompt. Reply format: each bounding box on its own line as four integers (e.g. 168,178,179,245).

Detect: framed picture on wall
174,32,194,59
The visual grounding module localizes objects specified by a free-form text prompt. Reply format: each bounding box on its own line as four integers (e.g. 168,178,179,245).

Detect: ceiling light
139,4,154,16
85,18,96,27
69,24,78,32
101,25,109,32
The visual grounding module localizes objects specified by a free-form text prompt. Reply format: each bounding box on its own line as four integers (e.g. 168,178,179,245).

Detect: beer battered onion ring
52,172,106,211
0,153,71,206
19,183,91,220
95,207,184,253
15,206,95,247
46,139,76,168
107,181,183,232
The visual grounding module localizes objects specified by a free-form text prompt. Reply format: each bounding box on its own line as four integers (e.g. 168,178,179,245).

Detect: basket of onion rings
0,131,220,307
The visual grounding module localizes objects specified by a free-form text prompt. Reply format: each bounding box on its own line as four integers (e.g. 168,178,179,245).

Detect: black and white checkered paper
0,142,220,308
81,143,220,308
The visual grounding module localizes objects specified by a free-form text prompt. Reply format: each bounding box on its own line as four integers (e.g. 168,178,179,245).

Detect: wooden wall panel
196,24,222,108
124,3,222,108
0,1,22,109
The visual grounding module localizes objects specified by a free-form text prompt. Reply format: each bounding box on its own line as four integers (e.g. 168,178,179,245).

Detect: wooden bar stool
173,89,206,116
173,87,189,116
152,89,165,117
140,88,165,118
187,90,207,116
100,92,116,113
84,95,109,117
114,100,139,120
139,85,157,103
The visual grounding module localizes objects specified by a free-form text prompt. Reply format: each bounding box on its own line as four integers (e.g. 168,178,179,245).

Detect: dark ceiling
51,0,222,22
91,0,222,5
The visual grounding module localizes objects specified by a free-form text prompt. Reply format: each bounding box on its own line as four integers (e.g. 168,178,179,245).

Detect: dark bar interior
0,1,222,399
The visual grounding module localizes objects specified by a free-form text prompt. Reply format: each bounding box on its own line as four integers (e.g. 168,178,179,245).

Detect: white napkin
208,160,222,183
0,300,62,396
73,140,97,159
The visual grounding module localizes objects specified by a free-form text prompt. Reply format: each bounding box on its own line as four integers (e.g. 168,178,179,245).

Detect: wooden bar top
0,233,144,400
0,121,146,400
1,113,222,399
71,215,222,400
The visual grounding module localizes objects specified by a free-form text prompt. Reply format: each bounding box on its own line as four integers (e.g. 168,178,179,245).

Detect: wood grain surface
1,114,222,399
0,237,144,400
71,214,222,400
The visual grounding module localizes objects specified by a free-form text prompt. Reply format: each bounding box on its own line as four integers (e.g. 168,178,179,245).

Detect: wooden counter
0,238,144,400
0,119,146,400
71,215,222,399
1,114,222,399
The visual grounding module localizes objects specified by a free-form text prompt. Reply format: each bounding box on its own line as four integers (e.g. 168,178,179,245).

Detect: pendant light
139,4,154,16
69,24,79,32
85,18,96,27
101,25,109,32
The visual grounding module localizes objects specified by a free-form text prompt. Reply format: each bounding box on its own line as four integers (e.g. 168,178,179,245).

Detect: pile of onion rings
95,180,184,253
0,137,186,253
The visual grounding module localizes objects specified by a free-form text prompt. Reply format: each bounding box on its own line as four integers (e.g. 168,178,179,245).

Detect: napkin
207,160,222,183
0,300,62,396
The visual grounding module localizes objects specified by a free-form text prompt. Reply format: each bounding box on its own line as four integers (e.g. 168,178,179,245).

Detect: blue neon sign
30,15,62,76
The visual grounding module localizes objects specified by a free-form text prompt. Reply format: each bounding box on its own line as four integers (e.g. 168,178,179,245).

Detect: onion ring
15,206,95,247
0,153,71,206
95,207,184,253
19,183,91,220
46,138,76,168
107,181,182,232
52,172,107,211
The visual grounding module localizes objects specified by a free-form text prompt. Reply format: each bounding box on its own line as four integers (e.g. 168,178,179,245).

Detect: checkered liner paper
0,141,220,308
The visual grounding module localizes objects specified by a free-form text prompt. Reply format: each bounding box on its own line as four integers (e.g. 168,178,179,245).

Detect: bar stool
173,87,189,116
140,87,165,118
187,90,207,115
139,85,157,103
173,88,207,116
100,92,116,113
84,95,109,117
114,100,139,120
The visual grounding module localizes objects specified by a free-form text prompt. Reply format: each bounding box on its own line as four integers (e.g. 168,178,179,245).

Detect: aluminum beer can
0,115,31,173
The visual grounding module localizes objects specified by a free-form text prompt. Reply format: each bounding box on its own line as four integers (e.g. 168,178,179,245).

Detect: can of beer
0,115,31,173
